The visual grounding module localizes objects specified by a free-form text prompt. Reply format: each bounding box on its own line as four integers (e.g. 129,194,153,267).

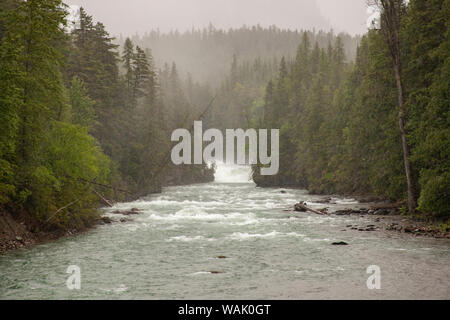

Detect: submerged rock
334,208,370,216
357,225,377,232
386,223,402,231
334,209,352,216
112,208,142,216
332,241,348,245
316,197,336,204
96,216,113,225
374,209,390,215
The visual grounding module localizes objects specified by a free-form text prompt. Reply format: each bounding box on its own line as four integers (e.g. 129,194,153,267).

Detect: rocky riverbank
292,200,450,239
0,210,92,255
0,206,149,255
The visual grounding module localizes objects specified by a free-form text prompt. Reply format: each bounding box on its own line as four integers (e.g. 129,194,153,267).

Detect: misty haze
0,0,449,304
67,0,369,36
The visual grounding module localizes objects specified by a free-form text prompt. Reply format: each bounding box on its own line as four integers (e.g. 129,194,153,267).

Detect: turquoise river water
1,164,449,299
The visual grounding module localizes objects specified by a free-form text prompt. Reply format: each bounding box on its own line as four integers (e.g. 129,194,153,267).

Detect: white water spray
214,162,253,183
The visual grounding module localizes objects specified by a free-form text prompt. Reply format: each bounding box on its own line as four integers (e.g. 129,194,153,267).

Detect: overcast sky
67,0,369,36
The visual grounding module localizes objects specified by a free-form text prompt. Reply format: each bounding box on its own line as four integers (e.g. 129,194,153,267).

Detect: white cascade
213,162,253,183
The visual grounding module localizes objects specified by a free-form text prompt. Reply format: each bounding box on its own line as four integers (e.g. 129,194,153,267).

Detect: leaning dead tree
144,95,217,188
369,0,417,213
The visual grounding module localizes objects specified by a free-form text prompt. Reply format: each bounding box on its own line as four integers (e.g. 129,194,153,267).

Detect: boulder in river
294,202,308,212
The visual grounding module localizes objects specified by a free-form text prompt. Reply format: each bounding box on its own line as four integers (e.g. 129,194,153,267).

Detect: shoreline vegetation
0,0,215,254
1,1,449,254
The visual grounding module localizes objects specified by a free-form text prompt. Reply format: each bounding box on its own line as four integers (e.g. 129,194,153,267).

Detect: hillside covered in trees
253,0,449,218
0,0,448,241
124,26,361,85
0,1,213,232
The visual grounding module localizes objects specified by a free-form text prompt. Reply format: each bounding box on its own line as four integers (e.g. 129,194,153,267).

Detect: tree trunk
93,190,114,207
378,0,417,214
393,64,417,213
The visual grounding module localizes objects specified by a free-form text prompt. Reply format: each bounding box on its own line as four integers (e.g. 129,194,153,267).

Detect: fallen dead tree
294,202,326,215
93,190,114,207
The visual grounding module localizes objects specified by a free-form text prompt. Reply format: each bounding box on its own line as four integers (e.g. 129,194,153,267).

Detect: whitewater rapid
213,162,253,183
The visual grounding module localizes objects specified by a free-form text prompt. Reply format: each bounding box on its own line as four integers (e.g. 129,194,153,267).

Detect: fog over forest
67,0,369,36
67,0,366,84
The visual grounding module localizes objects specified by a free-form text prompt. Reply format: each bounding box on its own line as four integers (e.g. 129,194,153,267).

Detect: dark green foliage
66,9,213,196
251,0,449,218
30,122,111,227
404,0,450,216
0,0,112,229
0,2,214,232
0,29,21,205
69,76,95,128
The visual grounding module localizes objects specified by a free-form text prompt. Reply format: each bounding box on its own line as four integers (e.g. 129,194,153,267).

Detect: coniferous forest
253,0,449,219
0,1,215,231
0,0,449,239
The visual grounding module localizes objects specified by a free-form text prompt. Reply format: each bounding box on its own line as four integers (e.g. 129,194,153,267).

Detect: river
1,163,449,299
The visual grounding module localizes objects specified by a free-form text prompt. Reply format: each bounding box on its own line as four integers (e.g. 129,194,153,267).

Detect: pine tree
132,46,151,103
4,0,67,187
0,20,21,205
404,0,450,216
122,37,135,107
